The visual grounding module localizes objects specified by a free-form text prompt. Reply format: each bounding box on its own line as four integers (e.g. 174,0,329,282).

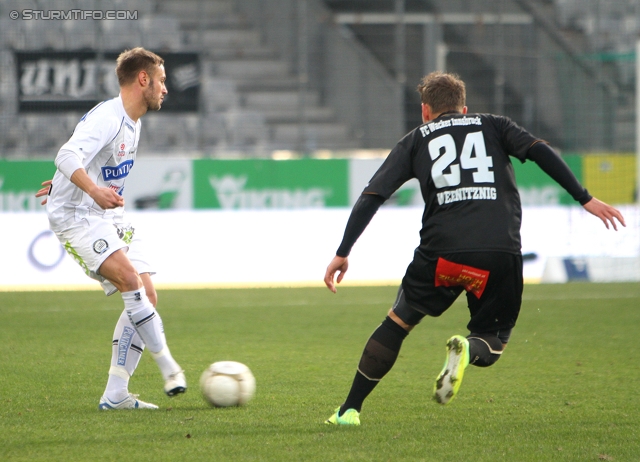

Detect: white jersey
47,95,141,231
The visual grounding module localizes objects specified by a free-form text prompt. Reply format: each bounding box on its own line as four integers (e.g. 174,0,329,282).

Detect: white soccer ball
200,361,256,407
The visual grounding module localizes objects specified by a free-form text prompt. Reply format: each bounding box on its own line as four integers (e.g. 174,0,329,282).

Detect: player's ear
461,106,468,114
421,103,432,123
138,70,148,87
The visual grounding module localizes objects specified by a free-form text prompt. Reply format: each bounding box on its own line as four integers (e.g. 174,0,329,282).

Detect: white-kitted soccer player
37,47,186,410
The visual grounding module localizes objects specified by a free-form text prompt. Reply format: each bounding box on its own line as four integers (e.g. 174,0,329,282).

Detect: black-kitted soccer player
324,72,625,426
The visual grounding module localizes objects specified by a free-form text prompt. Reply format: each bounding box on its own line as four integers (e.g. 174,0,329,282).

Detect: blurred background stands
0,0,639,158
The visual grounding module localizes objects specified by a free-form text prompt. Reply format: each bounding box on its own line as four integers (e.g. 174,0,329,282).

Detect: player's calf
467,333,504,367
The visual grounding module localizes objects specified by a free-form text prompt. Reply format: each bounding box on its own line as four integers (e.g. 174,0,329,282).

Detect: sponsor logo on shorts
93,239,109,254
434,257,490,299
102,159,134,180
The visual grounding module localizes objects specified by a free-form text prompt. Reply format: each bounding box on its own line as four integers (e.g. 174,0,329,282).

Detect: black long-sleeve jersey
341,112,590,256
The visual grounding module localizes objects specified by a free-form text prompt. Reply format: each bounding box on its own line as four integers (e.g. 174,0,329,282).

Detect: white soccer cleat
164,370,187,397
98,393,159,410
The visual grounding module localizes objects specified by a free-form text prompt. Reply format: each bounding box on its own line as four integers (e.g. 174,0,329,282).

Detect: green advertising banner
512,155,583,205
193,159,349,209
0,160,56,212
1,154,626,213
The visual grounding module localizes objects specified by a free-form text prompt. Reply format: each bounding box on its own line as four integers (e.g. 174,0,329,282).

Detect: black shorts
392,250,523,336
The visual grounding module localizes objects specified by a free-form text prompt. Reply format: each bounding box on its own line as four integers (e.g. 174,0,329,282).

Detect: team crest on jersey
93,239,109,254
117,143,126,157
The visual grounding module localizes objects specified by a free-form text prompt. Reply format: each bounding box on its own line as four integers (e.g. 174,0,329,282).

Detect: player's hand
582,197,626,231
324,255,349,293
90,187,125,210
35,179,52,205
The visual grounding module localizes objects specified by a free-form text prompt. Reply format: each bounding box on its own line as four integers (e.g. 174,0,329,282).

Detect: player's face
143,64,167,111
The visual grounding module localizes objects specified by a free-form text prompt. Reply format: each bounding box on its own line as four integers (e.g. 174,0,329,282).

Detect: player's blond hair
115,47,164,86
416,72,466,114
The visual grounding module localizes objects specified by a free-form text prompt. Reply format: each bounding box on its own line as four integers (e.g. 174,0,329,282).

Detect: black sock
340,316,409,413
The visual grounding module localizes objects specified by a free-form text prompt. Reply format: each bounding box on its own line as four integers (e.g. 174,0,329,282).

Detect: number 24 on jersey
429,132,494,189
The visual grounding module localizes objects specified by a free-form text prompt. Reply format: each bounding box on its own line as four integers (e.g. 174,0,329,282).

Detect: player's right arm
55,148,124,210
324,255,349,294
324,137,414,292
323,193,385,292
52,104,123,210
70,167,124,210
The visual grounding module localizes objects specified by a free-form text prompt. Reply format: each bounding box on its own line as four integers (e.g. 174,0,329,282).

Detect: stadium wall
2,157,637,289
2,204,638,291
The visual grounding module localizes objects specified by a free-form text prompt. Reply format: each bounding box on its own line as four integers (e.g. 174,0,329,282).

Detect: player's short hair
416,72,466,114
115,47,164,87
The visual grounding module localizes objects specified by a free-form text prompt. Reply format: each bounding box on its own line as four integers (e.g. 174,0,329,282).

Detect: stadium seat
213,59,290,80
63,19,99,50
199,114,228,149
199,29,261,48
272,122,355,151
0,0,37,18
0,115,25,154
224,110,269,148
140,15,183,52
23,18,66,50
0,18,25,50
100,19,142,51
23,114,69,154
114,0,155,15
155,0,236,27
201,78,240,114
142,113,189,151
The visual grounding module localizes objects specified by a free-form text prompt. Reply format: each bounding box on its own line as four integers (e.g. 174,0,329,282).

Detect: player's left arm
36,179,52,205
526,142,625,230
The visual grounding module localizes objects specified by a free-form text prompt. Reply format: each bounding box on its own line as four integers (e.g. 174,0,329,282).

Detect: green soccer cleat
325,407,361,426
433,335,470,405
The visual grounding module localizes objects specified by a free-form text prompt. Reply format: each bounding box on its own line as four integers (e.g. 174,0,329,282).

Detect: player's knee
106,269,142,293
387,309,414,332
467,333,504,367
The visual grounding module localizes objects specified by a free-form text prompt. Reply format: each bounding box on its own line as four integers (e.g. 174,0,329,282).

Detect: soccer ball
200,361,256,407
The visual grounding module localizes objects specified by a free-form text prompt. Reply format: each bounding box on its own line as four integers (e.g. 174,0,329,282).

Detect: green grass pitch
2,283,640,461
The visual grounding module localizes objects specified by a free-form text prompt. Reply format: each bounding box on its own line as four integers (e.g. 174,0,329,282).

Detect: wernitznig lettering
436,186,497,205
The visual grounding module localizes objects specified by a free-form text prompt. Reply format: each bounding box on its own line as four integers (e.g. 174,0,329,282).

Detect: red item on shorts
434,257,490,299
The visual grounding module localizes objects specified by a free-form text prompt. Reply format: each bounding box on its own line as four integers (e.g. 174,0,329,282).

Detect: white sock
122,287,181,380
104,311,145,402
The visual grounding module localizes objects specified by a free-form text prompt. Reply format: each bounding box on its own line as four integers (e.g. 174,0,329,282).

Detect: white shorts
53,216,155,296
